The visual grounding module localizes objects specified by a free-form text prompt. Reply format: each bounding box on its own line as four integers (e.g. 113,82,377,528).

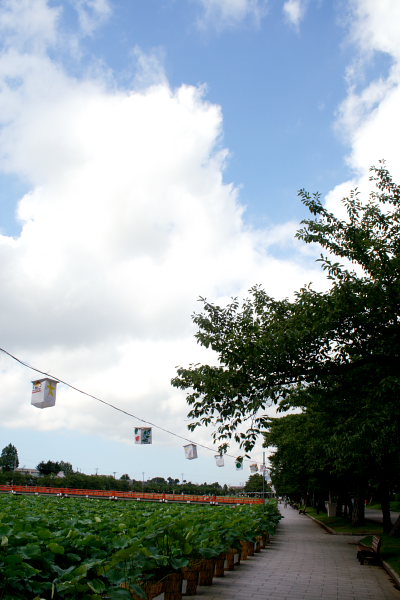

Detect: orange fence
0,484,263,505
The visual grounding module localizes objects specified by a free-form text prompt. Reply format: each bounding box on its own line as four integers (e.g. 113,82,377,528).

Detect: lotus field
0,494,281,599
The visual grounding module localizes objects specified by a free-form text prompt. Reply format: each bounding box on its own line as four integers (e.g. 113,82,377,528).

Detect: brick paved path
194,505,400,600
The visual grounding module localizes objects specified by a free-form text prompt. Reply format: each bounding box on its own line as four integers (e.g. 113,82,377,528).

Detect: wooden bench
357,535,382,565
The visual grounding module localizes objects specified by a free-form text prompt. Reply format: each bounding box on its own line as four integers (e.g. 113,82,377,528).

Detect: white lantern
215,455,224,467
134,427,152,444
31,378,58,409
184,443,198,460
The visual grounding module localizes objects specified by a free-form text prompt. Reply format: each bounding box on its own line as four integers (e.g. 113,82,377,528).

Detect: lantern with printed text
134,427,152,444
31,378,58,409
184,443,198,460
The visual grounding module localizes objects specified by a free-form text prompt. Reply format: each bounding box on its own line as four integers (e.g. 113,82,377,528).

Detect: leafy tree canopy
172,163,400,455
37,460,61,476
244,473,270,493
0,443,19,471
58,460,74,475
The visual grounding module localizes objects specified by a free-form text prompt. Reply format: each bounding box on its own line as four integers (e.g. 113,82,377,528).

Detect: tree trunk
352,492,365,526
336,495,344,517
389,514,400,537
346,496,353,521
380,485,392,534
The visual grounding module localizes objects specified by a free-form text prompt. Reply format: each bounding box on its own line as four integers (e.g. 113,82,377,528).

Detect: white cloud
283,0,305,30
0,0,61,54
73,0,111,36
196,0,268,30
327,0,400,214
346,0,400,62
0,2,322,448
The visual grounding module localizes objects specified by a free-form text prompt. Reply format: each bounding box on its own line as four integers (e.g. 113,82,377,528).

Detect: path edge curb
303,512,379,535
382,560,400,589
302,512,400,588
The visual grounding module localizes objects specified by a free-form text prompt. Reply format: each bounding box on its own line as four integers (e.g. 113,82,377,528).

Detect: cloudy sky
0,0,399,486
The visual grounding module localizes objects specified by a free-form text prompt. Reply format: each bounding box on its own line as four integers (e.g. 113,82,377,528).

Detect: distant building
15,468,40,477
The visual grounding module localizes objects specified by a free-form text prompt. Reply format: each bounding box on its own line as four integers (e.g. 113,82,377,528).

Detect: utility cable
0,346,267,468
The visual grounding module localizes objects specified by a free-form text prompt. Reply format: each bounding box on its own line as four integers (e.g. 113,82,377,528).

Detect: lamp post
262,452,265,504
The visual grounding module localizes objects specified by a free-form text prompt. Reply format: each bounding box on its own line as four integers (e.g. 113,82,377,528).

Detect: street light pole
262,452,265,504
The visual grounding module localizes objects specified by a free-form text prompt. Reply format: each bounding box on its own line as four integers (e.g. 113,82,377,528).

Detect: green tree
0,443,19,471
58,461,74,475
37,460,61,476
167,477,180,485
149,477,167,484
264,413,327,504
244,473,270,494
172,163,400,529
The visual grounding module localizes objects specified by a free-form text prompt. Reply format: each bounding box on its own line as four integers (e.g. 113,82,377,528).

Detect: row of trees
0,445,74,477
1,444,263,495
0,467,258,496
172,163,400,534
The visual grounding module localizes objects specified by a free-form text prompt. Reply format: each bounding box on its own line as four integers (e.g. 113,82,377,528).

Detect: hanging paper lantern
215,455,224,467
31,378,58,409
250,464,258,473
184,443,198,460
134,427,152,444
235,457,243,470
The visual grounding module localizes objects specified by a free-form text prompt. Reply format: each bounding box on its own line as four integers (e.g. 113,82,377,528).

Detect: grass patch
358,534,400,575
367,501,400,512
307,508,400,578
306,506,383,534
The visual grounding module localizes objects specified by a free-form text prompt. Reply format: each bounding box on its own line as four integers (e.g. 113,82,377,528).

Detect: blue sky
0,0,399,486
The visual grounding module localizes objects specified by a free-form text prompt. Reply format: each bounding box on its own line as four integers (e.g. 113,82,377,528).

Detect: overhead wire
0,346,266,468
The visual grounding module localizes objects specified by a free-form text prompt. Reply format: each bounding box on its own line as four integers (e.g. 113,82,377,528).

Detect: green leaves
172,163,400,522
0,495,282,599
47,542,65,555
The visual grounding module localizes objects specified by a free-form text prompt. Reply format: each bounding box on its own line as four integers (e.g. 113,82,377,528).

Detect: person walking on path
194,505,400,600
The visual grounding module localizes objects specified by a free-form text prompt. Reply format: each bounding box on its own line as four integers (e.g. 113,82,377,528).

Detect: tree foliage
244,473,271,494
172,163,400,527
0,443,19,471
36,460,62,476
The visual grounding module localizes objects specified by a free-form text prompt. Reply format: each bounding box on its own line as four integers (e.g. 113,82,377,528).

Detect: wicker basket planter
214,553,226,577
182,560,202,596
240,540,249,560
225,548,236,571
262,532,270,547
121,578,165,600
198,558,215,585
235,549,241,566
164,572,183,600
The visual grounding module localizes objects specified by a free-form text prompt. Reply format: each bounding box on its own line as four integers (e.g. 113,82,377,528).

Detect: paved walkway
365,508,400,524
194,505,400,600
